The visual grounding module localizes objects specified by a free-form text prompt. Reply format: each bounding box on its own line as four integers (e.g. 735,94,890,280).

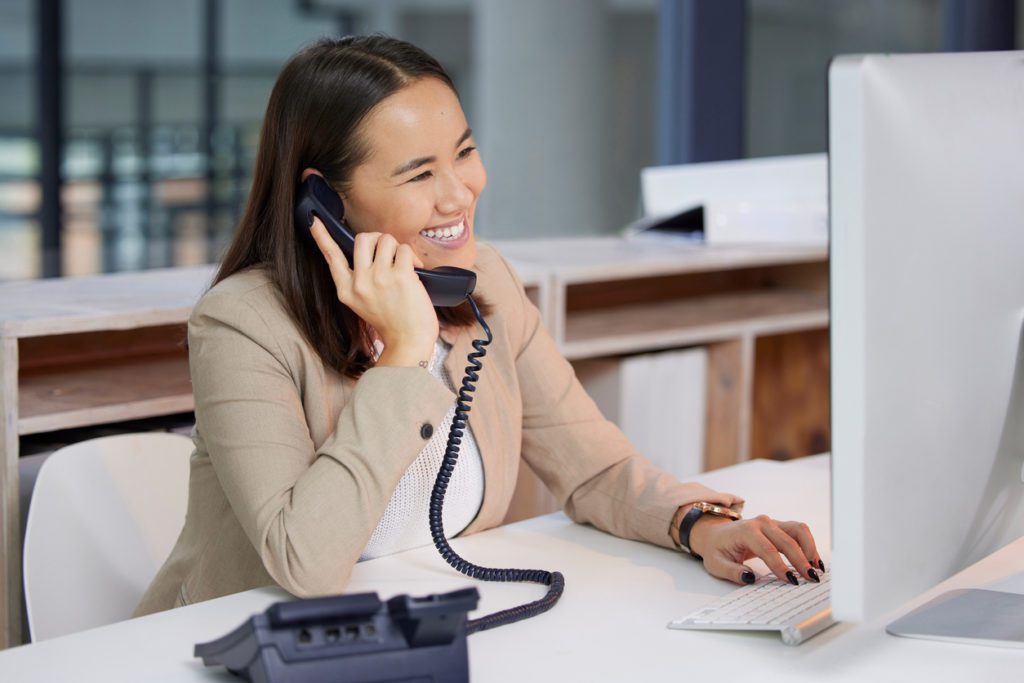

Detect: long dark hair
210,34,491,379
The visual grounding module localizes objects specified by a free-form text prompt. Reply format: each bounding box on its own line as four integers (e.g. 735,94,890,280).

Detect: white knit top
358,336,485,561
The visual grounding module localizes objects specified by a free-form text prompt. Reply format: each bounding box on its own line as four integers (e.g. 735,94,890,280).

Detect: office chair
22,432,193,641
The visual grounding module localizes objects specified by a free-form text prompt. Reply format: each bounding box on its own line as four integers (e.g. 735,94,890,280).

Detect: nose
435,166,475,217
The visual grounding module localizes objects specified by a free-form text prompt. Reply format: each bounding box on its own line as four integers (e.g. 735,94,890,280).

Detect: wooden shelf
561,289,828,361
18,351,193,435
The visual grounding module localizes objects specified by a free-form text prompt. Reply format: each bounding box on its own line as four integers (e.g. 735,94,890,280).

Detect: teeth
421,220,465,241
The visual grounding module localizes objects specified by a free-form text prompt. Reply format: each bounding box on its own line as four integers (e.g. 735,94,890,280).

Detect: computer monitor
828,50,1024,622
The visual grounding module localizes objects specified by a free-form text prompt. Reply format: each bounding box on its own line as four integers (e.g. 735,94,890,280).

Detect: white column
472,0,611,240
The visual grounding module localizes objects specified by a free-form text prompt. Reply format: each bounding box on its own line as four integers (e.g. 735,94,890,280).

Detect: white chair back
23,432,193,641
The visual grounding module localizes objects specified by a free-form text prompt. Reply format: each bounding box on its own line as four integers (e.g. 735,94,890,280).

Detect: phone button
420,423,434,439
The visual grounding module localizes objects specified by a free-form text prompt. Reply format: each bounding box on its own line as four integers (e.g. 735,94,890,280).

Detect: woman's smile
419,215,471,250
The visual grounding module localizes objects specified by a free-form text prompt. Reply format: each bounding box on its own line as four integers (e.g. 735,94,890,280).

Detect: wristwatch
677,501,742,560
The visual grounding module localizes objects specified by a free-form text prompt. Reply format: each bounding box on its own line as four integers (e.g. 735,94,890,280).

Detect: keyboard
668,570,836,646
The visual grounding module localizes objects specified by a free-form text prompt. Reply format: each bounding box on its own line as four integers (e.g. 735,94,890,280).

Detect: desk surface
1,455,1021,681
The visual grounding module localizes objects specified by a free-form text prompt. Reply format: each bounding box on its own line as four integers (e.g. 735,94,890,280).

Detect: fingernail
786,570,800,586
807,567,820,583
742,570,755,584
817,559,826,572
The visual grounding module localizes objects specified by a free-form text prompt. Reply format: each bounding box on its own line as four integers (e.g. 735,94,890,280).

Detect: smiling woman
304,78,485,273
211,34,493,383
296,69,489,366
131,34,823,620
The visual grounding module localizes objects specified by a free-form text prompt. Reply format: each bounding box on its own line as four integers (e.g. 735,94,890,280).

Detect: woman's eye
408,147,475,183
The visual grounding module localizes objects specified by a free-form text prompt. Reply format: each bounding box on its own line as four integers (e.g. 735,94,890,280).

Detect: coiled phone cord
428,294,565,635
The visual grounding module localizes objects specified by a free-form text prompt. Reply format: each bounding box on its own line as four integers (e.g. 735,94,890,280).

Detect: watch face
697,502,741,519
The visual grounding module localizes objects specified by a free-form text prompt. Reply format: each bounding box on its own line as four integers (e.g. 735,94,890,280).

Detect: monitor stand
886,589,1024,649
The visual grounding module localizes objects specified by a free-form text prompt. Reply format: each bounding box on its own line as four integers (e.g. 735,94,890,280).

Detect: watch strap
678,505,705,561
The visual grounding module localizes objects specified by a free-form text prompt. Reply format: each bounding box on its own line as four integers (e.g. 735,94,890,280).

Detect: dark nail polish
807,567,820,583
742,570,755,584
786,570,800,586
817,559,826,572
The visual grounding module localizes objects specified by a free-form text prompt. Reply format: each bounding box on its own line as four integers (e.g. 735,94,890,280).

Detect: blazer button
420,423,434,439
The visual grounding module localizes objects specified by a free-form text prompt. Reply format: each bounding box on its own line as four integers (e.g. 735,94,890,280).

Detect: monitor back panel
829,50,1024,621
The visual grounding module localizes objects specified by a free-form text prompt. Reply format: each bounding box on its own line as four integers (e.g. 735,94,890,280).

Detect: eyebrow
390,127,473,177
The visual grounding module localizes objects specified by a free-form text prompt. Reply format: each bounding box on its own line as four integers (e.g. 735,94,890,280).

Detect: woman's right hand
689,513,824,586
309,216,438,364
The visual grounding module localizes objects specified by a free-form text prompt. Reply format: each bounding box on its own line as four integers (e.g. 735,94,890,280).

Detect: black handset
295,174,477,307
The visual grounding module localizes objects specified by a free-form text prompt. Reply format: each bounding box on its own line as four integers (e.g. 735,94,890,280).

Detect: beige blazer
133,241,739,617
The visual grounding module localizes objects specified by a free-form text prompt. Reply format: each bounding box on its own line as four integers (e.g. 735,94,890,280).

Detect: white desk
1,455,1021,680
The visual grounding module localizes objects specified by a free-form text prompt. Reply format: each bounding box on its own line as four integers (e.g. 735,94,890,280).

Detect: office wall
745,0,942,157
474,0,608,240
474,1,657,240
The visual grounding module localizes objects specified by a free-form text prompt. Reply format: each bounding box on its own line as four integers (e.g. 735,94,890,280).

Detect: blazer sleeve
188,290,456,597
492,254,743,550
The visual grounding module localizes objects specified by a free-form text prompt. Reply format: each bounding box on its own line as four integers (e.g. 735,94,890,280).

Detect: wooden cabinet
495,238,829,522
1,265,216,648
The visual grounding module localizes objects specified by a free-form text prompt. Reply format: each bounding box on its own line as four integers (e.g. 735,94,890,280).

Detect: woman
134,34,823,617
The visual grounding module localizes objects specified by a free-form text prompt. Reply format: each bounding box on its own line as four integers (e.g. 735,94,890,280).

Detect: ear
301,167,323,182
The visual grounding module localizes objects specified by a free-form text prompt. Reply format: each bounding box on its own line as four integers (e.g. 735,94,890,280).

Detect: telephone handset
295,174,477,307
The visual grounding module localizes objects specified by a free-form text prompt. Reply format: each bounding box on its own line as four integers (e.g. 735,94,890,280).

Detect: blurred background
0,0,1020,281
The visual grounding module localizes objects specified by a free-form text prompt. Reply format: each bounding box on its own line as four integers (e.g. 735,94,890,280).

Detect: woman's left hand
689,513,824,586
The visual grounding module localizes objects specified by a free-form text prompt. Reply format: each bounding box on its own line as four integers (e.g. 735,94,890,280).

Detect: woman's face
315,77,486,272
